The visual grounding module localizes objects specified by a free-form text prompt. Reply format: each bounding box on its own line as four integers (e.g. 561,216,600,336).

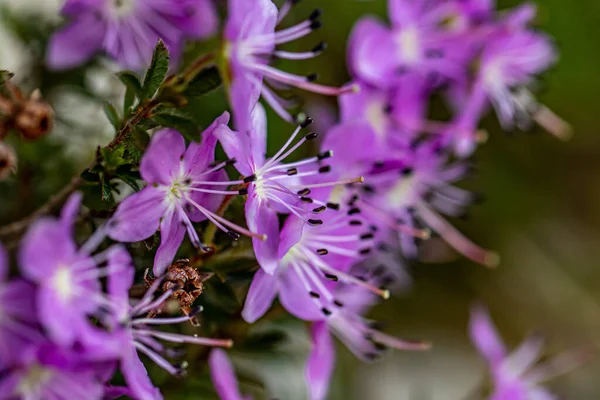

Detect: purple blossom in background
0,341,107,400
348,0,483,89
323,124,498,267
209,349,252,400
242,208,389,324
470,305,586,400
306,264,430,400
47,0,218,70
107,113,264,276
215,104,361,274
17,192,130,347
222,0,356,128
0,243,40,365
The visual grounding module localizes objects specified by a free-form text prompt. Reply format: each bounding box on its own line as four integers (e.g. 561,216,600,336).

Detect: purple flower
0,243,41,365
241,207,389,324
0,341,107,400
322,128,498,267
469,305,585,400
305,264,430,400
215,104,362,274
222,0,356,127
444,4,570,156
209,349,252,400
47,0,218,70
107,113,264,276
18,192,129,348
84,255,233,400
348,0,481,89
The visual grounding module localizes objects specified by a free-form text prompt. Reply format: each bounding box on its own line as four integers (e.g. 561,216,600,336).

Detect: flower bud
14,90,54,140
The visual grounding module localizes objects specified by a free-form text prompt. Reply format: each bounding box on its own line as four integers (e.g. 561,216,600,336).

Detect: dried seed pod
0,142,17,181
144,259,214,325
0,84,54,140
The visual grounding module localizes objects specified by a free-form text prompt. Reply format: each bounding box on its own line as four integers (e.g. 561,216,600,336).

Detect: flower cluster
0,0,584,399
0,194,232,399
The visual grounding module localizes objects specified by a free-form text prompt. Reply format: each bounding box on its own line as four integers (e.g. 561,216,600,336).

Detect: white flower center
482,59,505,91
16,364,54,397
386,175,417,208
52,266,75,303
108,0,136,18
395,26,422,65
366,100,388,139
165,179,190,205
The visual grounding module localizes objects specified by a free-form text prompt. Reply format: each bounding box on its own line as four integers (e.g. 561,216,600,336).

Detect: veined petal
214,124,254,177
183,112,230,177
469,305,507,366
46,13,106,70
245,186,279,274
107,187,167,243
0,242,7,282
153,209,186,276
209,349,246,400
224,0,278,40
306,321,336,400
19,219,77,282
141,129,186,185
241,268,278,324
279,267,323,321
121,346,163,400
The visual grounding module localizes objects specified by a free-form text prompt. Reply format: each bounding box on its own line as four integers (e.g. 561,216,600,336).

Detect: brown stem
0,100,158,239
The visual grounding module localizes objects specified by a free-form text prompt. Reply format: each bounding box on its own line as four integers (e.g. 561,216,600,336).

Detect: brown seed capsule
13,90,54,140
0,84,54,140
144,259,214,325
0,142,17,181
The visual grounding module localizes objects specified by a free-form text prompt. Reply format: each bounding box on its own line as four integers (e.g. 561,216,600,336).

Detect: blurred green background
1,0,600,398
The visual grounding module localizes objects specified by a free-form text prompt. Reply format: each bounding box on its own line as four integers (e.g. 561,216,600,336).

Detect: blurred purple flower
348,0,482,89
0,341,107,400
469,305,586,400
241,208,388,324
215,104,362,274
222,0,356,128
305,264,430,400
0,243,41,365
107,114,263,276
18,192,130,348
447,6,570,156
47,0,218,70
85,255,233,400
209,349,252,400
322,129,499,267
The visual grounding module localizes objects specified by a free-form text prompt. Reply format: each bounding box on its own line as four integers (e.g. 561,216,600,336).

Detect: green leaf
184,66,222,97
153,110,199,141
81,183,116,211
115,165,141,191
80,168,100,183
141,40,170,100
117,71,143,97
101,145,127,168
103,102,121,131
101,177,115,202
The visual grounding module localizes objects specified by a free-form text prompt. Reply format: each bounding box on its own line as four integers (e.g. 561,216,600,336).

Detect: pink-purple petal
209,349,246,400
306,321,336,400
241,268,278,324
140,129,186,185
153,209,186,276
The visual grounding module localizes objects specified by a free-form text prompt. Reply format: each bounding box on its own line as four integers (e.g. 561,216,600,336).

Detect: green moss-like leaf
141,40,170,100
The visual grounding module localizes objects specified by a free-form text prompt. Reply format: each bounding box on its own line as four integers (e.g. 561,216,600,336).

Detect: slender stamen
287,176,364,190
415,201,499,267
369,331,431,351
134,341,182,376
136,330,233,348
261,125,303,171
185,195,267,240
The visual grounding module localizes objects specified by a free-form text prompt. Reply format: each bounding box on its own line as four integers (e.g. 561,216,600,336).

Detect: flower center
108,0,136,18
166,180,190,204
16,364,54,397
395,26,422,65
385,175,417,208
52,266,75,303
482,60,505,91
366,100,388,139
